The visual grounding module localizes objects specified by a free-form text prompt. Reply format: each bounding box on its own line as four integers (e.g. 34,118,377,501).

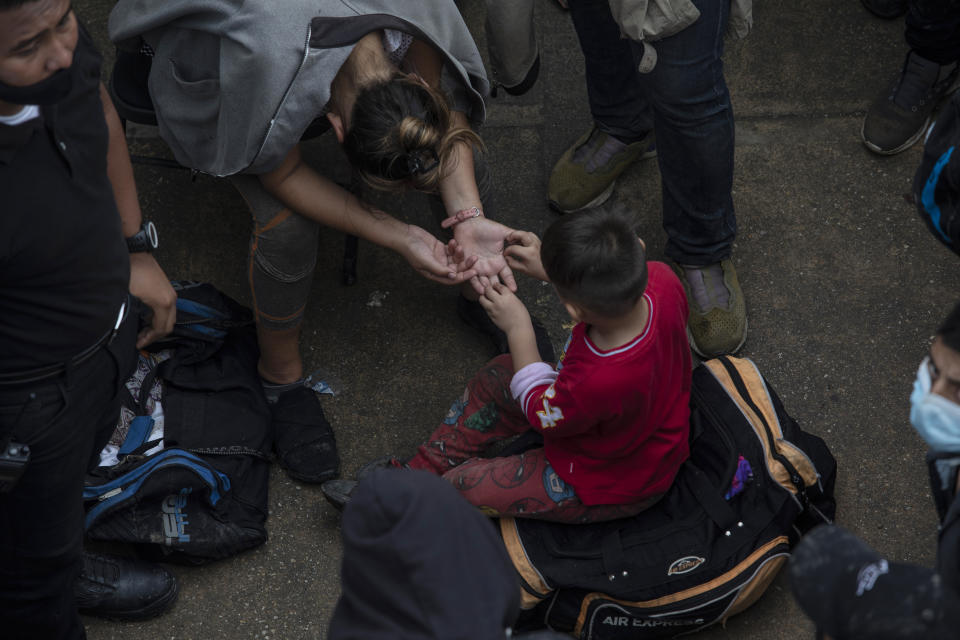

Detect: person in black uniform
0,0,179,637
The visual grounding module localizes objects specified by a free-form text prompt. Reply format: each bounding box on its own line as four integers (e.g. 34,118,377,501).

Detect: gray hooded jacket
109,0,489,177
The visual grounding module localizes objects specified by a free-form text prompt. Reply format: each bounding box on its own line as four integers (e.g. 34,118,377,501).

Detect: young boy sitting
326,204,693,522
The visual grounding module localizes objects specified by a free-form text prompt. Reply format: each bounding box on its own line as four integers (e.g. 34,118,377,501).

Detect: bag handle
601,530,626,580
683,462,737,532
118,415,156,455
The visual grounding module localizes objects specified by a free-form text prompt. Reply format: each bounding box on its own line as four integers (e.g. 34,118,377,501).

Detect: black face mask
0,66,73,106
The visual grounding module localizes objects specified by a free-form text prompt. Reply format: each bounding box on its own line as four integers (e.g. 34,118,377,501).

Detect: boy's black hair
541,203,648,318
937,300,960,353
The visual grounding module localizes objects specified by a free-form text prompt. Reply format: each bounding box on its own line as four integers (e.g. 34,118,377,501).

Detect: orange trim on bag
704,359,794,490
499,518,553,609
715,357,820,489
573,535,790,635
723,555,788,620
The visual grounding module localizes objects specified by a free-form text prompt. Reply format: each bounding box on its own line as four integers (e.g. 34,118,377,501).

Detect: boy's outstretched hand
504,230,549,282
479,283,541,368
479,282,530,335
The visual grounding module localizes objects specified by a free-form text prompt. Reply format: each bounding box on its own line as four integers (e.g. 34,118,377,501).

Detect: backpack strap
118,415,156,455
118,437,164,459
682,462,737,532
601,530,626,580
117,353,166,455
174,297,230,341
597,462,738,581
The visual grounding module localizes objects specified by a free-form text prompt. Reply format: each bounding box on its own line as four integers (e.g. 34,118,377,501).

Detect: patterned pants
407,355,659,523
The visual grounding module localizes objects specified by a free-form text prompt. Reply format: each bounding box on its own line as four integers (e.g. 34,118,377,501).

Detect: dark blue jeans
0,305,138,640
566,0,736,265
906,0,960,65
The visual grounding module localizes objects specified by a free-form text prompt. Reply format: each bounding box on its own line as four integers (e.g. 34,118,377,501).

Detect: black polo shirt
0,26,129,373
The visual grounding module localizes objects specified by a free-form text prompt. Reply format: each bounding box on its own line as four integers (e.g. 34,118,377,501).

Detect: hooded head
328,469,520,639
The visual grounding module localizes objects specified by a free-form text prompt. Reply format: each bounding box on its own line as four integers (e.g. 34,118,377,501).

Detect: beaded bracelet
450,206,483,226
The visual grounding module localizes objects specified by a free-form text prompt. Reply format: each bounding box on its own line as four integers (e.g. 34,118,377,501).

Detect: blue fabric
914,90,960,254
566,0,736,264
118,415,155,455
176,297,229,320
922,147,956,244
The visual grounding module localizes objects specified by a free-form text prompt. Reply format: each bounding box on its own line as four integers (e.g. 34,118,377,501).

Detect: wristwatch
126,221,158,253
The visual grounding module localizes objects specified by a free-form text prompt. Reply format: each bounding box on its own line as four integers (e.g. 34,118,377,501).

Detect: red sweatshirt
510,262,692,505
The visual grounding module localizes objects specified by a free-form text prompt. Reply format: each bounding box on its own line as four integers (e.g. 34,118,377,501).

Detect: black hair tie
406,149,440,177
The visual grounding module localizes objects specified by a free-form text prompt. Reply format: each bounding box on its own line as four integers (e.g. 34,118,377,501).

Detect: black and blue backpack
83,282,272,564
915,91,960,256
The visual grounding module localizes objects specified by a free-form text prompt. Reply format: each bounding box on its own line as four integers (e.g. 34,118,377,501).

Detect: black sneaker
457,295,556,362
862,51,960,155
356,455,407,479
860,0,907,19
321,457,407,511
75,552,178,621
269,385,340,483
320,479,357,511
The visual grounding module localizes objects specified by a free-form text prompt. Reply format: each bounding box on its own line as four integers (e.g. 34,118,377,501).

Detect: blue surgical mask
909,358,960,453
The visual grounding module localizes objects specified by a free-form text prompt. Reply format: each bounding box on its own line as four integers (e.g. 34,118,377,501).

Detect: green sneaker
672,259,747,358
548,126,656,213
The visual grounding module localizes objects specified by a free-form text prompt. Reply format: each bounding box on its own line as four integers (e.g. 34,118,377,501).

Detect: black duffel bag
502,356,837,639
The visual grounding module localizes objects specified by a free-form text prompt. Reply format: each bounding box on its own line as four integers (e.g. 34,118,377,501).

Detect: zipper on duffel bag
83,449,231,529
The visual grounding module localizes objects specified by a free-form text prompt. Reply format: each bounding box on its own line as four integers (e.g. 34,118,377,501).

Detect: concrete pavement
75,0,959,638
